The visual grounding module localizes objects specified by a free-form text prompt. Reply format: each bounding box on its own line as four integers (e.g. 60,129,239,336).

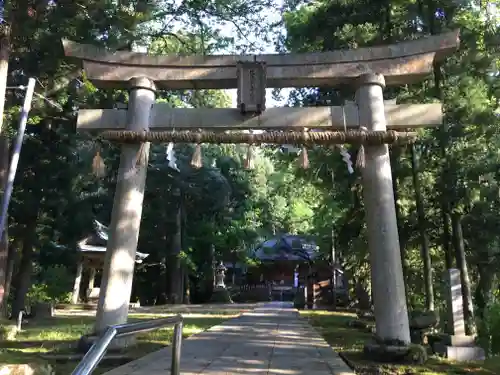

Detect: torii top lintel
62,30,459,90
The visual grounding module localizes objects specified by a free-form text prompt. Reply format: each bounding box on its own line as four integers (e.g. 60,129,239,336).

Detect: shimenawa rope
98,130,417,145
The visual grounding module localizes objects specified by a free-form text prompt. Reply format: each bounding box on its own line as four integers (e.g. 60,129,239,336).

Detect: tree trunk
355,277,371,311
329,171,337,309
179,266,185,302
0,136,9,308
11,216,38,318
4,244,15,300
0,25,10,309
156,258,167,305
419,0,454,269
475,255,496,353
2,239,18,317
451,213,476,335
183,270,190,304
167,194,182,304
410,144,434,311
0,26,9,135
231,251,237,285
475,260,496,319
440,201,453,268
157,199,170,305
205,244,215,301
330,225,337,309
437,54,453,269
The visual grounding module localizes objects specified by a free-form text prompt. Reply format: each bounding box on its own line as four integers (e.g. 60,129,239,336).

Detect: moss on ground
301,310,500,375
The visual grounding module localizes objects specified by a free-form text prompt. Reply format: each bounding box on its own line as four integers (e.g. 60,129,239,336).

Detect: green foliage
26,265,73,304
26,284,52,304
35,266,74,304
481,300,500,356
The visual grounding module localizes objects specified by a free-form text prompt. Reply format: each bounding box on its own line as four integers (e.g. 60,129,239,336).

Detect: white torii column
355,73,411,344
95,77,155,333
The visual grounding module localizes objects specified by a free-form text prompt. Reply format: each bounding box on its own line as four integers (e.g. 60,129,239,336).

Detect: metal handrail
72,314,183,375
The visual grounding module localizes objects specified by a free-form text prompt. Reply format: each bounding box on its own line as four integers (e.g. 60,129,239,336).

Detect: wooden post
355,73,410,344
87,267,96,294
95,77,155,334
72,258,83,304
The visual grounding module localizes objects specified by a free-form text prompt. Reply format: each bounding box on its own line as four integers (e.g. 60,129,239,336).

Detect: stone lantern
214,261,227,289
210,260,232,303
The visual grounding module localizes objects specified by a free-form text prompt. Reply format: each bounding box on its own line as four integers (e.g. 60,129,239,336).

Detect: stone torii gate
62,30,459,343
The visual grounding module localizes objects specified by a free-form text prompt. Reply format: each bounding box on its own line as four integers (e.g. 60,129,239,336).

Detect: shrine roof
252,234,319,261
77,220,149,262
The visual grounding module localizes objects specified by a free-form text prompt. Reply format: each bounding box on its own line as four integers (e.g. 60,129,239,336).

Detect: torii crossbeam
62,30,460,346
63,30,459,89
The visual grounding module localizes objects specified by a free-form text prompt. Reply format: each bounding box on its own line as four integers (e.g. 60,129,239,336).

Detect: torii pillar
356,73,410,343
94,77,155,332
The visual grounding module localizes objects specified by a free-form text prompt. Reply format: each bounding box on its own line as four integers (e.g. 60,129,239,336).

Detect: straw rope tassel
244,140,255,170
298,128,310,169
191,144,203,169
135,130,149,170
92,147,106,178
135,143,148,169
356,126,368,169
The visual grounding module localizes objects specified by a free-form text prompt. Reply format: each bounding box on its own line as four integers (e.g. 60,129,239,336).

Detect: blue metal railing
72,315,183,375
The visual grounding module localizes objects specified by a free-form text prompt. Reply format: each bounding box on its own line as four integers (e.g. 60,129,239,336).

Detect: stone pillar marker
436,268,485,361
355,73,411,344
445,268,465,336
95,77,156,333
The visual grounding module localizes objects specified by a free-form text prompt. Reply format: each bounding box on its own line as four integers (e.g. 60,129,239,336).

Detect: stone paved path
104,302,355,375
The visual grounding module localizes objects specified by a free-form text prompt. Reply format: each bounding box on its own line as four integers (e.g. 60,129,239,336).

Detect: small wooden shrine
244,234,346,305
249,235,319,284
71,220,148,304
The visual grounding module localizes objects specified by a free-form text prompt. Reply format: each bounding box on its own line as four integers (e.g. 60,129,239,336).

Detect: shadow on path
103,302,354,375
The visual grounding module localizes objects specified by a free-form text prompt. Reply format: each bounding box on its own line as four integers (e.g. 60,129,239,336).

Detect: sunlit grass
0,309,240,374
11,312,238,343
301,310,500,375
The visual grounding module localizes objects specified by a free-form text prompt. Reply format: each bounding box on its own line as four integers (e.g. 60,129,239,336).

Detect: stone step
434,344,486,362
444,334,476,347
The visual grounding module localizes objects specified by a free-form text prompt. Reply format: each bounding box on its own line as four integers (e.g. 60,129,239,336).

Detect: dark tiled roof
253,234,319,261
77,220,149,262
